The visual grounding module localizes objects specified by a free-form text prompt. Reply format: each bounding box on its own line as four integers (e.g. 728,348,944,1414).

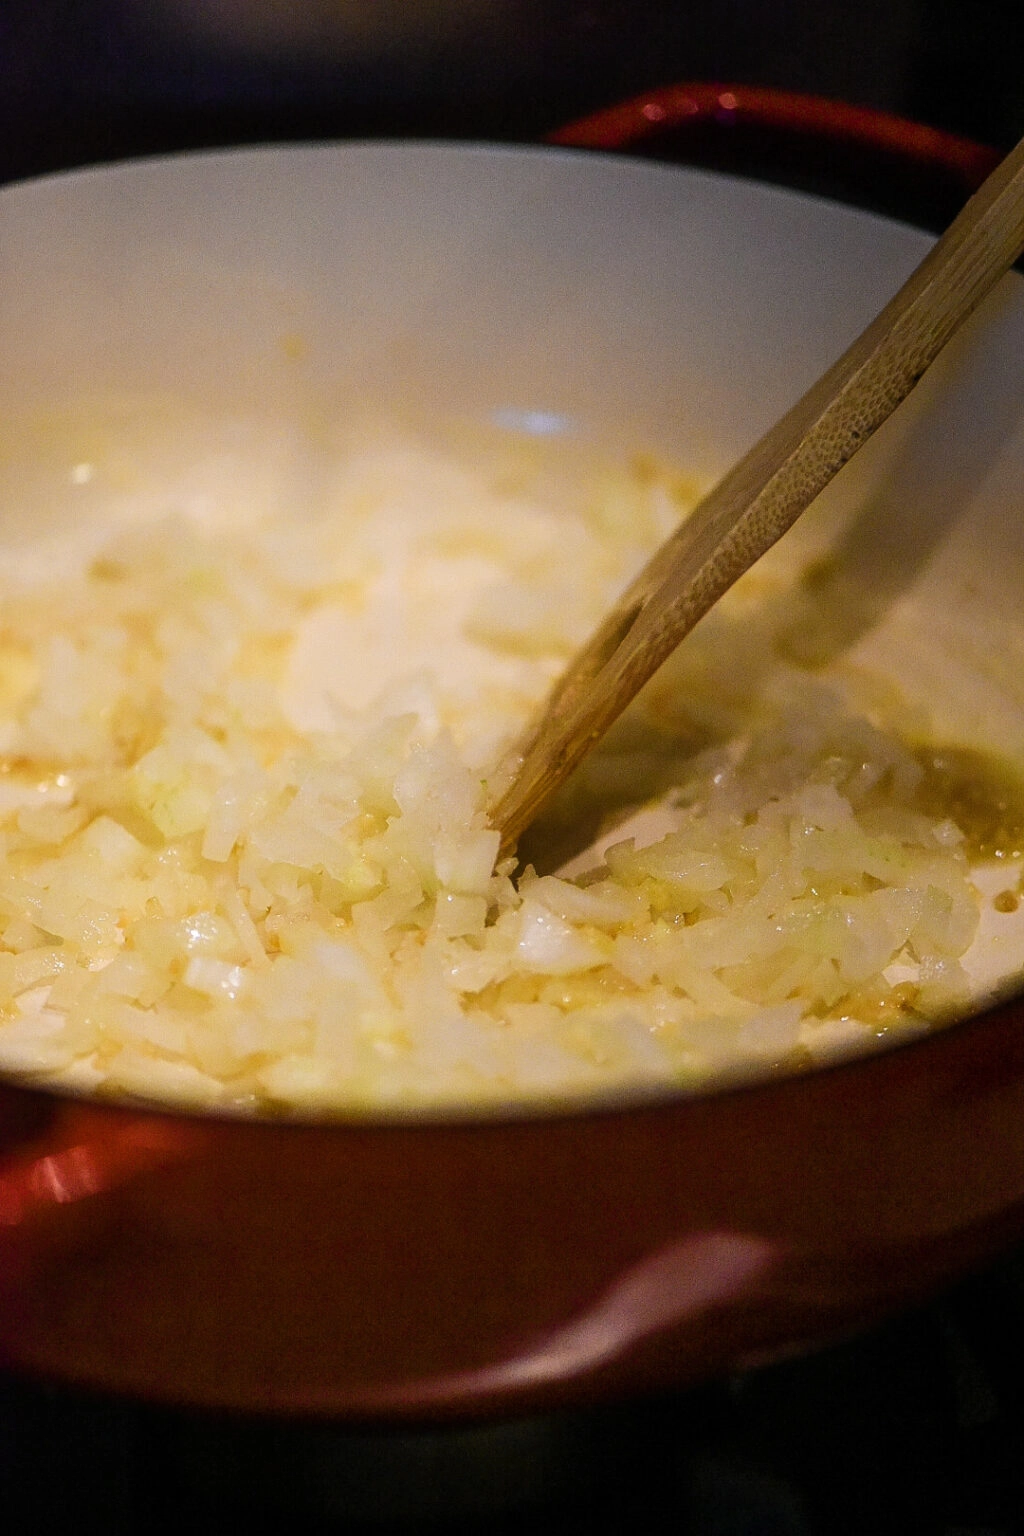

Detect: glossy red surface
550,83,1001,232
4,995,1024,1418
549,82,999,180
0,95,1021,1419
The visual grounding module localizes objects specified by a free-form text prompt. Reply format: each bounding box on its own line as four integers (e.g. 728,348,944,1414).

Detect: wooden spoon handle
488,132,1024,852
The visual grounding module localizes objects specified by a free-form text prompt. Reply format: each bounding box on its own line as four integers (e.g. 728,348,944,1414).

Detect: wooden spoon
487,131,1024,855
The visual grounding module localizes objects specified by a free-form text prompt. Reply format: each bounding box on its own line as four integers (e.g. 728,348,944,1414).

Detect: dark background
1,0,1020,187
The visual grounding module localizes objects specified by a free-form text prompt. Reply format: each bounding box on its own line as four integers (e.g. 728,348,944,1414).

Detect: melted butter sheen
914,746,1024,862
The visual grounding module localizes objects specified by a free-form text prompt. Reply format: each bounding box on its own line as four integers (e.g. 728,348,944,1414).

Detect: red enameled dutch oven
1,88,1022,1418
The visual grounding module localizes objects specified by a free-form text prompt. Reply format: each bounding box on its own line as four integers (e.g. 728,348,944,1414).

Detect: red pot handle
549,82,1000,210
0,1087,207,1285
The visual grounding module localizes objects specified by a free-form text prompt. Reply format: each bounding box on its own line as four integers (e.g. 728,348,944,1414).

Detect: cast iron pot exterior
4,998,1024,1418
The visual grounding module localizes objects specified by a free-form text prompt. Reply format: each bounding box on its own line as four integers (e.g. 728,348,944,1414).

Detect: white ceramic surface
1,141,1023,1010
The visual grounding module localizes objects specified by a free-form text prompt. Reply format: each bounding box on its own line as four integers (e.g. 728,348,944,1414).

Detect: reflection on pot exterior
385,1231,777,1401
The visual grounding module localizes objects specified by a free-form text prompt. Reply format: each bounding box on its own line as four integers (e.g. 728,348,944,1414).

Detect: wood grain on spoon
487,132,1024,855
